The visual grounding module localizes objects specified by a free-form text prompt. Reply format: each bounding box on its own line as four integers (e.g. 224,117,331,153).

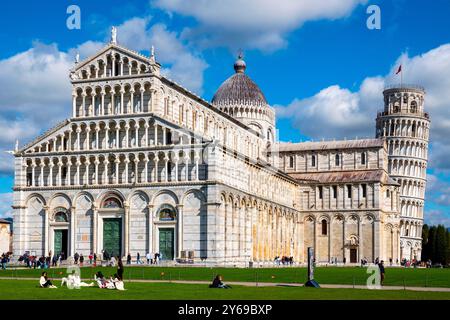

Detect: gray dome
212,56,267,106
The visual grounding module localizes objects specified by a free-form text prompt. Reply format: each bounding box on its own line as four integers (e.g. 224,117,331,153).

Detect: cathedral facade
11,33,430,265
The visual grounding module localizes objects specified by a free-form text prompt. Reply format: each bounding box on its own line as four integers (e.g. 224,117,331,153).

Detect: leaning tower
376,85,430,261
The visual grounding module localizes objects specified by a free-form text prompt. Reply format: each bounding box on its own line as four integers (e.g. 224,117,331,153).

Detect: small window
289,156,294,168
347,185,352,198
321,219,328,235
410,101,417,113
386,190,391,198
311,155,316,167
332,186,337,199
318,186,323,199
361,152,366,165
362,184,367,198
335,154,340,166
62,167,67,180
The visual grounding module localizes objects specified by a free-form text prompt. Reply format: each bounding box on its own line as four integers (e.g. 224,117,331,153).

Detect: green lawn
0,279,449,300
2,265,449,288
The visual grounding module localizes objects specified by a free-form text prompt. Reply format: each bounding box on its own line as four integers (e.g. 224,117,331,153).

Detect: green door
54,230,63,256
54,230,68,258
159,228,174,260
103,218,122,258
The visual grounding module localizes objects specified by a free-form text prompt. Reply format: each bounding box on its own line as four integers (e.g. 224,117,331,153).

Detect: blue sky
0,0,450,226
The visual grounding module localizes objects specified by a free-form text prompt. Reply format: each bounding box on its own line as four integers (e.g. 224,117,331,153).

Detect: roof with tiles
212,55,268,107
276,138,385,152
289,169,398,185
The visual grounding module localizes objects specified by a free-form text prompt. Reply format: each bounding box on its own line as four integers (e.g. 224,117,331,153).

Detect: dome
212,56,267,106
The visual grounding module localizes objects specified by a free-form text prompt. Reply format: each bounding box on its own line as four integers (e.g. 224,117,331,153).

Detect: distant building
0,219,12,254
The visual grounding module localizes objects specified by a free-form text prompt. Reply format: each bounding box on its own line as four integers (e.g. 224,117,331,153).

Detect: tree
435,225,448,264
425,226,437,263
421,224,430,260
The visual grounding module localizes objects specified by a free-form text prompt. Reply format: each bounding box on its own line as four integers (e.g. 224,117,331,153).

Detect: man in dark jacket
378,260,385,286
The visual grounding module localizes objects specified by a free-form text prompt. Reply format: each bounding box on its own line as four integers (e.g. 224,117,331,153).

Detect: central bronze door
159,228,174,260
103,218,122,258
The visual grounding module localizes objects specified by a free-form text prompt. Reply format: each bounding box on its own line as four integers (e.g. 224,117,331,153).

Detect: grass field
1,265,449,288
0,280,449,300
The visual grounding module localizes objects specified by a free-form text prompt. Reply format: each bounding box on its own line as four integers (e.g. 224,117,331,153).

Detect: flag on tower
395,65,402,75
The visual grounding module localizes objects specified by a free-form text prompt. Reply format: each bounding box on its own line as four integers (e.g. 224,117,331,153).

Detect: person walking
146,252,151,265
79,254,84,267
136,252,141,265
126,253,131,265
74,252,79,265
378,260,385,286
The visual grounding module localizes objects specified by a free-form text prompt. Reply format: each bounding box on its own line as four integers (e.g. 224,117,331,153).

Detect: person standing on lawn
378,260,385,286
117,256,124,280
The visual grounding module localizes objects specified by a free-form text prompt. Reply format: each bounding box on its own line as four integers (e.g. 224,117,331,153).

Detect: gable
70,43,160,81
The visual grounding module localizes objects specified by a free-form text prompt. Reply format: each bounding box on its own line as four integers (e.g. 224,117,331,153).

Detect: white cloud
116,17,208,94
276,44,450,171
153,0,367,51
0,42,74,175
0,193,13,219
425,209,450,228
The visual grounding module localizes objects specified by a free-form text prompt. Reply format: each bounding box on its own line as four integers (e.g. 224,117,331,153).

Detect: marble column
177,204,183,259
70,206,76,256
124,202,130,256
44,206,49,256
93,206,98,255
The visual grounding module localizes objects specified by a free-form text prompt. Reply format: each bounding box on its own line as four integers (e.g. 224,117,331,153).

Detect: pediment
70,43,160,81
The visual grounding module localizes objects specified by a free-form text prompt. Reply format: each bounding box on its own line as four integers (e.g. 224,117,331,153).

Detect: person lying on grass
209,275,231,289
94,271,125,290
61,270,95,288
39,272,57,288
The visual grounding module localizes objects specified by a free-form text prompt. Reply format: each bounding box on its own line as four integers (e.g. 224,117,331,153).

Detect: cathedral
11,30,430,265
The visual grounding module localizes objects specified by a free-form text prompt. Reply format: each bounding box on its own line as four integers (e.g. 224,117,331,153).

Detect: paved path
1,276,449,292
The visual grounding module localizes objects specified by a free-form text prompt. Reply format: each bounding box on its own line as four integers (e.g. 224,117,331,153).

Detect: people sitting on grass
61,270,95,288
109,273,125,290
94,271,125,290
95,271,107,288
209,275,231,289
39,272,57,288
